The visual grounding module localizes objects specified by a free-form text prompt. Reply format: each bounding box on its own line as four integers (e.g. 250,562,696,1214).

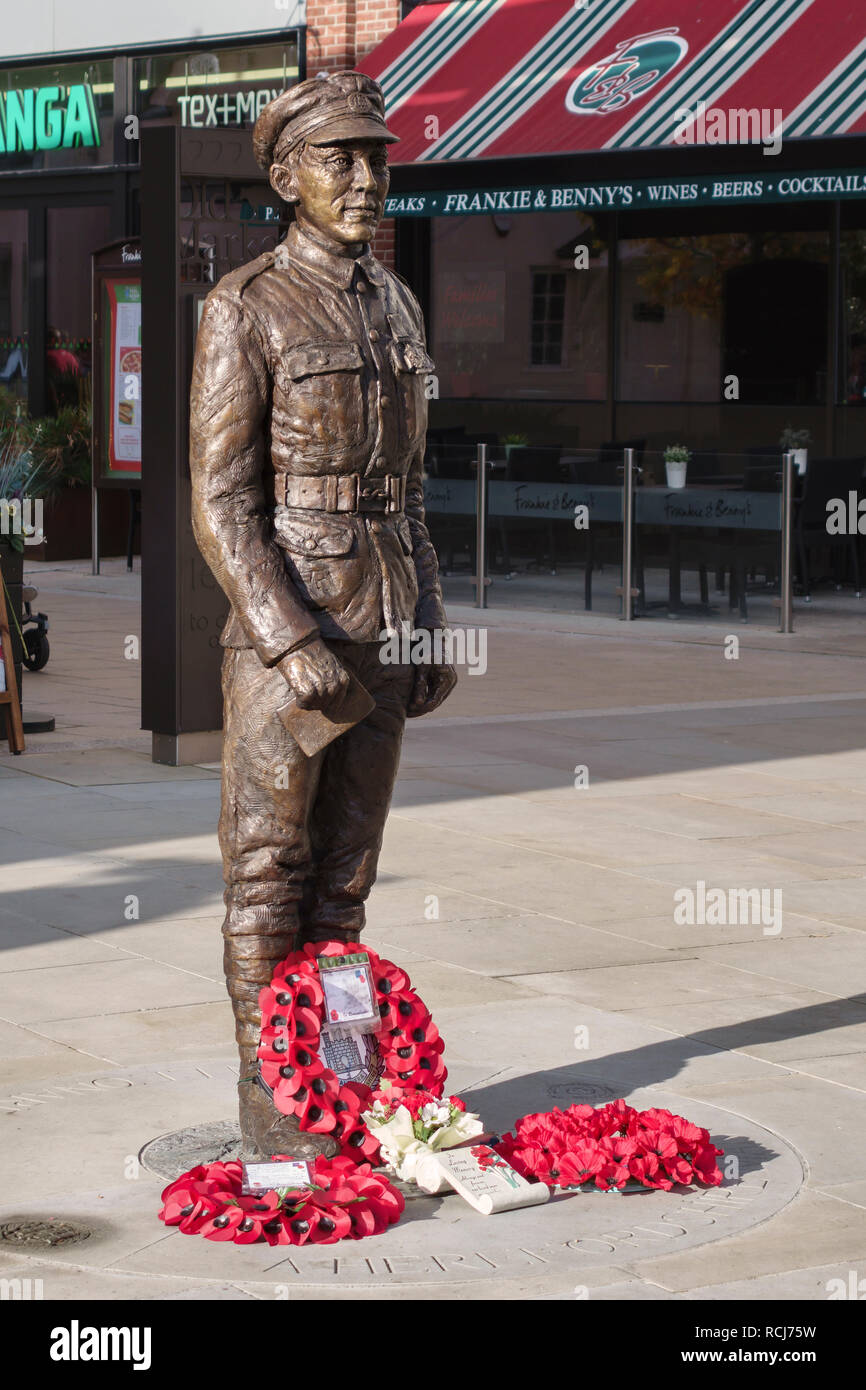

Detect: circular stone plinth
130,1087,804,1294
0,1061,806,1297
140,1122,243,1180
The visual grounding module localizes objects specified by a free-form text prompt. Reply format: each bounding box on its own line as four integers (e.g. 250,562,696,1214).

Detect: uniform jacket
189,220,447,666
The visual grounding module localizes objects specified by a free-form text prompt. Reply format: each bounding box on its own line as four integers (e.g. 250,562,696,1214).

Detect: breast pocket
276,341,367,451
389,338,435,449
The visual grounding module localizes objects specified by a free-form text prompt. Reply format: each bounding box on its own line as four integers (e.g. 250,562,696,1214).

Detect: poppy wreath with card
256,940,447,1161
159,1156,404,1245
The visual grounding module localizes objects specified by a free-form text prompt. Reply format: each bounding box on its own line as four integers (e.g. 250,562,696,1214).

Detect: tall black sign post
140,123,288,764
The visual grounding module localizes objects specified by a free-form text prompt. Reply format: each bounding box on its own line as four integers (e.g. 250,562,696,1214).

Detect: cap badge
347,93,375,114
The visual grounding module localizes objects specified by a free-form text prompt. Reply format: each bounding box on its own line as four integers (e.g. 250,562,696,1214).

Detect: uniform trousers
219,640,414,1048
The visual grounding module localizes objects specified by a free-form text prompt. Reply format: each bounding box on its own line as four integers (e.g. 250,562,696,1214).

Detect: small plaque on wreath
241,1159,311,1195
319,951,378,1030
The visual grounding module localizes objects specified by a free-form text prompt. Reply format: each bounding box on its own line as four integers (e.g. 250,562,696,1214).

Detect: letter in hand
279,637,352,713
277,638,375,757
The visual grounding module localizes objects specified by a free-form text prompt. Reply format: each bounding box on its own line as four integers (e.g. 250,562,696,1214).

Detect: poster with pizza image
104,279,142,475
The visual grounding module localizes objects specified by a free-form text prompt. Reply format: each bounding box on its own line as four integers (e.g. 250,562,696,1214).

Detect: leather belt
281,474,406,514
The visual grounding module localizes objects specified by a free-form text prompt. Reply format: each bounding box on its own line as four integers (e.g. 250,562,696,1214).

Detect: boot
238,1046,339,1161
224,904,341,1162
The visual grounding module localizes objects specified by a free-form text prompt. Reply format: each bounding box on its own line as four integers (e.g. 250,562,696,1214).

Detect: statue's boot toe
239,1077,339,1162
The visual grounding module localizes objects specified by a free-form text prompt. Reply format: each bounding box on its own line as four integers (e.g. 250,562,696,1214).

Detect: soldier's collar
278,222,385,289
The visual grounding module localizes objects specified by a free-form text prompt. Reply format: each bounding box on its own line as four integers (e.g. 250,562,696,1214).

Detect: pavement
0,556,865,1300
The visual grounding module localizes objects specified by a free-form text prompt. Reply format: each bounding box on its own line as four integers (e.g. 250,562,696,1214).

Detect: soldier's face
291,139,389,249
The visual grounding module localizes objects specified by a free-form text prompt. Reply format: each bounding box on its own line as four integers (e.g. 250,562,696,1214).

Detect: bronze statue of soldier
189,71,456,1160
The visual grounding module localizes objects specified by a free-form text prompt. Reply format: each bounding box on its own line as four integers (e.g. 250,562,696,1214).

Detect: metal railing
621,446,635,622
779,450,795,634
475,441,488,609
461,442,800,628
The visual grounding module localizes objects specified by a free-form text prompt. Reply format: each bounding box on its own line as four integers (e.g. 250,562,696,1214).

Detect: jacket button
380,396,391,407
303,538,316,551
356,281,367,293
368,329,380,342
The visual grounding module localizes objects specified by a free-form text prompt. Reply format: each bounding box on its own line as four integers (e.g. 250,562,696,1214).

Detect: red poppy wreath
159,1156,404,1246
256,939,447,1161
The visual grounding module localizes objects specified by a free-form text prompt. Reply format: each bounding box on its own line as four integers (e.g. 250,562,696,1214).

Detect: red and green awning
359,0,866,163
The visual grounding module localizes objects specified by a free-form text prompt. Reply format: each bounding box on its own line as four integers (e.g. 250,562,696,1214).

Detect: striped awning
359,0,866,164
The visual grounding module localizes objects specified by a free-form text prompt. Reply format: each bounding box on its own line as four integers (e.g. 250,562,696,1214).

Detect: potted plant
502,432,529,464
779,426,810,476
0,380,131,562
0,412,46,568
663,444,691,489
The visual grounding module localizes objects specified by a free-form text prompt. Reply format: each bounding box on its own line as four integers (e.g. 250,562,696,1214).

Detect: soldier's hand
278,638,352,713
407,662,458,718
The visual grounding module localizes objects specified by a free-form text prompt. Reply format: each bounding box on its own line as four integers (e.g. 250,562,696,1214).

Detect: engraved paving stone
0,1063,805,1293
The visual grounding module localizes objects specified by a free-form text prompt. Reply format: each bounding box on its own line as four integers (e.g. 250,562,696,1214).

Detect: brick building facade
305,0,403,264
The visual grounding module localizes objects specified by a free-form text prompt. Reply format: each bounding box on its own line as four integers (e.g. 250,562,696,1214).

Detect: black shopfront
0,33,303,423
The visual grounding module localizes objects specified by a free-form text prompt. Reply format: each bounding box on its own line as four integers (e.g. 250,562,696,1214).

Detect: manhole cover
545,1078,616,1103
0,1218,91,1248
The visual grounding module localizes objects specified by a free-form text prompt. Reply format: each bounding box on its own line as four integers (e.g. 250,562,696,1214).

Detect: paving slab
626,1190,866,1292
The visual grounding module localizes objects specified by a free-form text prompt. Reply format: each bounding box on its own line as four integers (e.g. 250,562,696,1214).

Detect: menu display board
102,278,142,476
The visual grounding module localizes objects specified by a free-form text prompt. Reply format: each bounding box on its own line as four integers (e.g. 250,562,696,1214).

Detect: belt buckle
357,481,388,513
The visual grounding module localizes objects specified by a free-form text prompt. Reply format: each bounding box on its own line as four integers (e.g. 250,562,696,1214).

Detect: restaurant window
135,40,300,131
841,229,866,404
618,229,828,403
530,271,566,366
0,211,27,403
430,211,607,399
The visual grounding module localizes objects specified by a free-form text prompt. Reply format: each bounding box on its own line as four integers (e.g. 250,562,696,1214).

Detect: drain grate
0,1218,91,1249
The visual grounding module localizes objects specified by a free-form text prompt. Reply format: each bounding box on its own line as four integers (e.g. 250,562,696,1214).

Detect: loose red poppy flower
558,1140,607,1189
629,1152,674,1190
294,1085,339,1132
692,1144,724,1186
378,990,431,1035
260,1211,295,1246
372,958,410,995
159,1183,220,1233
198,1203,248,1241
231,1193,283,1244
663,1153,695,1185
338,1119,382,1162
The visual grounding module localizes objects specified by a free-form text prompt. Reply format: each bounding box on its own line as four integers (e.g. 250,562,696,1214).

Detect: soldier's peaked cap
253,70,398,170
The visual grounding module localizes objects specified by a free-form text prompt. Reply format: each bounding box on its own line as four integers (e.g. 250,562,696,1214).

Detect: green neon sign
0,84,100,154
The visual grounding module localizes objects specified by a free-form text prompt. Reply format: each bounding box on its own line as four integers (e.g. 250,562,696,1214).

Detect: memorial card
318,952,378,1029
241,1160,311,1195
415,1145,551,1214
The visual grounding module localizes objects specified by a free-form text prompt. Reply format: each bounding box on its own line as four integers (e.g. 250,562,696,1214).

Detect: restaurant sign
386,168,866,217
0,85,99,154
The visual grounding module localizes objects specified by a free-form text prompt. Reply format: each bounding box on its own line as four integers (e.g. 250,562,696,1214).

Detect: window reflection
618,231,829,403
